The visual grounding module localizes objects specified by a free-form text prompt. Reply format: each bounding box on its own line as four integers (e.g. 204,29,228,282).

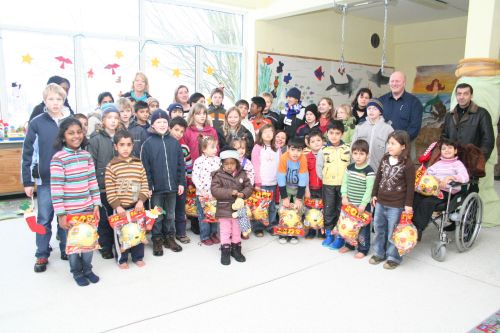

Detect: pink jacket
182,125,218,162
251,144,281,187
427,157,469,193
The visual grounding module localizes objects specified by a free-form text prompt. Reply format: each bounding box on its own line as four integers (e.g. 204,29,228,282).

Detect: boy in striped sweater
105,131,149,269
339,139,375,258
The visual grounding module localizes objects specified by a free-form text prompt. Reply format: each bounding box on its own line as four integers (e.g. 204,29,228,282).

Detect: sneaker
74,276,89,287
210,234,220,244
34,258,48,273
305,229,316,239
369,255,385,265
329,236,345,250
289,236,299,245
60,252,68,261
241,233,250,240
267,228,276,236
255,231,264,238
322,232,334,247
278,236,288,244
201,238,215,246
85,272,100,284
383,260,399,270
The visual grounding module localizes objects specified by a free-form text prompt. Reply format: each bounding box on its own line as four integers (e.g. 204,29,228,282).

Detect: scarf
285,102,302,119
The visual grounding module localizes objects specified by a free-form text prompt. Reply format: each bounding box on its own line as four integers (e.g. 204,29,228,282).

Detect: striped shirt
105,157,149,209
50,147,101,216
341,163,375,207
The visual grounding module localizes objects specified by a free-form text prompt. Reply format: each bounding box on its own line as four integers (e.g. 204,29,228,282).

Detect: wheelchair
429,180,482,262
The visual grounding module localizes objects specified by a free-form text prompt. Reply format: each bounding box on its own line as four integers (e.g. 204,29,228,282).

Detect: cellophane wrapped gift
392,212,418,256
66,213,100,255
337,205,372,246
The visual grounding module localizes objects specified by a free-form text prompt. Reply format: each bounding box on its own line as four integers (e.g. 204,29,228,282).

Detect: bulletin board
256,51,394,111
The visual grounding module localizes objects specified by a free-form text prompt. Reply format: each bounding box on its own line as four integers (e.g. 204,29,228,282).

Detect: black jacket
140,130,186,194
127,120,149,158
217,127,255,155
277,107,305,142
442,101,494,160
88,129,117,190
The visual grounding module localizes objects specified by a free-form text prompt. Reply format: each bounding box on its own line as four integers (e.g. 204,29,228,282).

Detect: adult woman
174,85,191,117
351,88,372,125
122,72,151,102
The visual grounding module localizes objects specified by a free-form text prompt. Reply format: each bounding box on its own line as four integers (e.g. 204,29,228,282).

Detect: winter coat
208,104,226,132
122,91,152,102
295,122,320,143
316,142,351,186
183,125,219,162
140,130,186,194
217,126,255,156
442,101,495,160
210,168,253,219
127,120,149,158
88,129,117,190
29,101,74,122
278,106,305,141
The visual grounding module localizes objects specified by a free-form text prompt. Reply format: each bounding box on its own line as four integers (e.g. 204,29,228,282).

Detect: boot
230,243,246,262
164,235,183,252
152,236,164,256
220,244,231,265
190,217,200,235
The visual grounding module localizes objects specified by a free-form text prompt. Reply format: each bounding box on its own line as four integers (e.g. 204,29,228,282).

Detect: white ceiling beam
254,0,335,20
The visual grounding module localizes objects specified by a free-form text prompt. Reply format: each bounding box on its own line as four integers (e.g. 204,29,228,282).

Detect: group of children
22,77,471,286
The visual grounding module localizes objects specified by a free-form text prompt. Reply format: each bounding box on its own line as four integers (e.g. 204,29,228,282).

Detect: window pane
144,2,243,47
1,31,74,126
142,42,196,107
200,49,241,107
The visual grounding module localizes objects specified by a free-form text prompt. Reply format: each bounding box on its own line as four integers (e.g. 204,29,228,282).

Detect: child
50,117,101,286
351,99,393,173
169,117,194,242
235,99,256,141
339,139,375,258
134,100,151,130
183,103,219,162
74,114,89,137
296,104,320,143
277,137,309,244
168,103,184,119
192,136,221,245
412,139,469,240
231,137,254,185
189,92,206,107
318,97,334,134
88,103,120,259
304,130,324,239
141,110,185,255
334,104,356,145
105,131,149,268
252,124,280,237
250,96,272,135
261,92,279,128
22,83,72,272
117,97,133,128
148,97,160,114
370,130,415,270
278,87,305,141
211,149,253,265
208,87,226,132
219,107,254,154
316,120,351,249
119,98,147,158
88,92,114,136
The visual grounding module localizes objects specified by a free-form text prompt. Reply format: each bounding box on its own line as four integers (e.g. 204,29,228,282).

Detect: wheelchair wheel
431,241,446,262
455,192,482,252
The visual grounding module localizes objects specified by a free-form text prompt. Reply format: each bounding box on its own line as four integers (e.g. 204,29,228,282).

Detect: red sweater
306,151,322,190
182,125,218,162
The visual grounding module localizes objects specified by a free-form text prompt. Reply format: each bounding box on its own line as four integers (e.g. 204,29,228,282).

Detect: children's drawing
369,68,390,87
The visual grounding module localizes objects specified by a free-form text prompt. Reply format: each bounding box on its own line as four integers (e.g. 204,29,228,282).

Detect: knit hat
219,149,240,161
367,98,384,114
286,87,301,101
101,103,119,117
167,103,183,116
151,109,169,125
304,103,319,120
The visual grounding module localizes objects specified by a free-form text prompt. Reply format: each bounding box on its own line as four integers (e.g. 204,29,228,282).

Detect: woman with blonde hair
122,72,151,102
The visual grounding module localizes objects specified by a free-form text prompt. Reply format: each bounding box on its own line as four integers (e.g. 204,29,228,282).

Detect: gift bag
66,213,100,255
185,185,198,217
415,166,444,199
20,198,46,234
337,205,372,246
246,189,272,224
108,209,157,252
392,212,418,256
199,196,217,223
303,198,324,229
273,204,305,236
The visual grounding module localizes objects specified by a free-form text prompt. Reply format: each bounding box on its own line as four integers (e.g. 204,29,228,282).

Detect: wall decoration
54,56,72,69
256,52,393,111
151,57,160,68
21,54,32,64
115,50,124,59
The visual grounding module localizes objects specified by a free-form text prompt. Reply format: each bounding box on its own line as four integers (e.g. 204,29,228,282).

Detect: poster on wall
412,64,458,156
256,52,394,111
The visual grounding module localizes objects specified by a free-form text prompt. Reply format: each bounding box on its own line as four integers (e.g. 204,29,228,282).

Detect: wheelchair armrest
448,181,467,188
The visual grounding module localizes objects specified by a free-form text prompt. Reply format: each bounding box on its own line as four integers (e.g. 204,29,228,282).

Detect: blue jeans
69,252,93,279
151,192,177,237
175,191,187,237
36,184,67,259
372,203,403,264
196,196,219,241
253,185,277,233
117,244,144,264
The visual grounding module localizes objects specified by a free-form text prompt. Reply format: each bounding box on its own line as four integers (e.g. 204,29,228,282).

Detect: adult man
442,83,494,161
379,71,423,141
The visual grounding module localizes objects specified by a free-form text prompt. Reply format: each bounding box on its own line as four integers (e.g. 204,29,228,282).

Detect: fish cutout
263,56,273,65
283,73,292,84
273,76,279,89
55,56,72,69
369,68,390,88
326,74,360,97
276,61,284,73
314,66,325,80
105,63,120,75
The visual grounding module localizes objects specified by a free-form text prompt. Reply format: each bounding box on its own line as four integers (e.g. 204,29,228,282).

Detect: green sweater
341,163,375,207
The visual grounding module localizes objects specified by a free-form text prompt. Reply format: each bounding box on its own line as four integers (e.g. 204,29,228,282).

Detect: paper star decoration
172,68,181,77
206,66,214,75
87,69,94,79
22,54,33,64
151,57,160,68
115,50,124,59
